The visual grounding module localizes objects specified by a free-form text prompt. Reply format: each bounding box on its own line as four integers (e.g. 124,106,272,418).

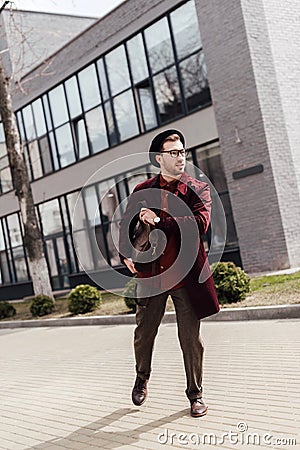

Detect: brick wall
195,0,300,272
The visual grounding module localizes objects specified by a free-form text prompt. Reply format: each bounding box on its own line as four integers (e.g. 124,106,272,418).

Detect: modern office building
0,0,300,300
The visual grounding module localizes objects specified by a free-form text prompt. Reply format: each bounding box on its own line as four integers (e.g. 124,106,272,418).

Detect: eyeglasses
160,149,189,158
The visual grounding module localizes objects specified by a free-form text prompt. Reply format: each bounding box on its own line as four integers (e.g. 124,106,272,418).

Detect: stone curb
0,304,299,329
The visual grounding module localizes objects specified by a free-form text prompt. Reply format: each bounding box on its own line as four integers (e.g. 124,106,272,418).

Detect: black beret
149,129,185,167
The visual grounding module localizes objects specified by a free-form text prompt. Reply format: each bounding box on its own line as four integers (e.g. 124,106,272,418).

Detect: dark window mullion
3,217,17,283
95,183,111,265
58,197,72,274
124,42,143,135
16,212,30,280
74,73,93,157
141,30,161,127
0,219,13,284
63,195,80,273
103,56,120,143
167,14,187,115
46,93,62,170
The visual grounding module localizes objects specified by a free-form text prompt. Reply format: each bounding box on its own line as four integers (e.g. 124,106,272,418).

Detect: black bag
131,200,159,271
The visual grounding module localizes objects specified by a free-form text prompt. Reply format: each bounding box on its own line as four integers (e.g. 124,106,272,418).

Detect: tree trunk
0,59,53,299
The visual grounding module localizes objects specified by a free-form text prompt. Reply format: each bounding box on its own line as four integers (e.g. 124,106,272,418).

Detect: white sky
10,0,126,18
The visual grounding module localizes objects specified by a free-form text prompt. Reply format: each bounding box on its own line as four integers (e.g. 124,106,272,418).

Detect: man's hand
124,258,137,274
139,207,158,226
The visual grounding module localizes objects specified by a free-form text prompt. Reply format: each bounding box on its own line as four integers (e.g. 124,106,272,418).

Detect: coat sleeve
156,183,212,236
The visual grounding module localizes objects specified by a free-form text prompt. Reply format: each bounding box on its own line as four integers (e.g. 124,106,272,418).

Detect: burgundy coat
119,172,220,320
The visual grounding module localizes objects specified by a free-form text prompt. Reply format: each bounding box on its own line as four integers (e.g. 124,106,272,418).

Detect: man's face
155,139,186,177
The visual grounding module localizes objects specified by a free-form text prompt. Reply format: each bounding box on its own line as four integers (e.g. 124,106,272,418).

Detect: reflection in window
65,76,82,118
170,0,202,60
136,80,157,130
98,181,119,222
28,141,43,179
105,46,131,96
144,18,174,73
127,34,149,83
72,119,89,159
7,214,22,247
39,136,53,174
49,131,59,170
67,191,85,229
153,66,183,123
97,58,109,101
0,123,13,194
22,105,36,141
78,65,101,111
104,102,118,145
43,95,53,131
0,223,10,284
32,99,46,137
85,107,108,153
55,124,76,168
48,85,69,127
39,199,62,236
113,91,139,141
180,51,211,111
83,185,101,226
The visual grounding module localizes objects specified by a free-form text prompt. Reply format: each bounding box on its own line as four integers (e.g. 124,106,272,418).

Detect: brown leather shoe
190,398,208,417
132,376,148,406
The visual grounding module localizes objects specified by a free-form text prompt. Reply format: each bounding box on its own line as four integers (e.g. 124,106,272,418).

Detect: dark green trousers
134,285,204,400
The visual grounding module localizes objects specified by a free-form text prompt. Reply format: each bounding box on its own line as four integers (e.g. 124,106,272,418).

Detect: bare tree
0,2,53,298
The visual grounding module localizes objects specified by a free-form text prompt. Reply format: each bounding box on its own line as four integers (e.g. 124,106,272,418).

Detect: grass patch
1,271,300,321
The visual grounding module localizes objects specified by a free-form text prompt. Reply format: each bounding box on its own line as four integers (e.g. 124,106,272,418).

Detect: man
119,129,220,417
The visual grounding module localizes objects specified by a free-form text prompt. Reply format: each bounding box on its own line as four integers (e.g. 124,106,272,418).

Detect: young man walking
119,129,219,417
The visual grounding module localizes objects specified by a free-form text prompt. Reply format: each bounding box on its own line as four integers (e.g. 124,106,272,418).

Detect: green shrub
0,301,16,320
30,295,55,317
211,261,250,304
68,284,101,314
123,276,137,313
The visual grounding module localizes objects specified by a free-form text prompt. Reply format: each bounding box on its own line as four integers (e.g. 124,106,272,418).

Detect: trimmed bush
30,295,55,317
211,261,250,304
0,301,16,320
123,276,137,313
68,284,101,314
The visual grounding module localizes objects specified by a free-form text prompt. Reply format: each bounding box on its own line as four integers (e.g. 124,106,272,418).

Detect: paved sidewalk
0,319,299,449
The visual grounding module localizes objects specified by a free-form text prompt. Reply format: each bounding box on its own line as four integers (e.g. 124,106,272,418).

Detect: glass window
23,146,32,181
6,214,22,247
49,131,59,170
127,34,149,84
105,45,131,96
43,95,53,131
104,102,117,145
144,18,174,73
98,180,120,221
113,91,139,141
153,66,183,123
170,0,202,60
196,145,228,193
67,191,86,229
32,99,46,137
78,64,101,111
28,140,43,179
97,58,109,101
83,186,101,226
72,229,94,271
85,106,108,153
55,124,76,168
0,123,5,154
136,80,157,130
12,246,28,281
39,199,63,236
22,105,36,141
180,51,211,111
16,111,26,141
65,76,82,118
48,85,69,127
39,136,53,174
0,167,13,193
72,119,89,159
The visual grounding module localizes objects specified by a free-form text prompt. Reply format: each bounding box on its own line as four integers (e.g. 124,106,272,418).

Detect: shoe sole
191,407,208,417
